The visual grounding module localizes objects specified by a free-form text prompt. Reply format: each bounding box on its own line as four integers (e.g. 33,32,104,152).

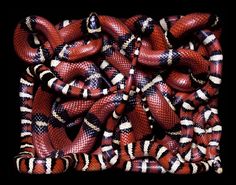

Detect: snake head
86,12,101,37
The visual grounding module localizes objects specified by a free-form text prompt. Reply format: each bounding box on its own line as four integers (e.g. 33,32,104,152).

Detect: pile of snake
13,12,223,174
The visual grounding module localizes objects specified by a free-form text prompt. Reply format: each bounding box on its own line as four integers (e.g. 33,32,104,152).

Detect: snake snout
86,12,101,34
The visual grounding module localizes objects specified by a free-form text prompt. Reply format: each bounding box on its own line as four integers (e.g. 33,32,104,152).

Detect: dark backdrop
3,0,235,183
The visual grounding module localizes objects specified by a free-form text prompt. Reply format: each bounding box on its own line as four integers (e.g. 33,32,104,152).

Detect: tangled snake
14,12,223,174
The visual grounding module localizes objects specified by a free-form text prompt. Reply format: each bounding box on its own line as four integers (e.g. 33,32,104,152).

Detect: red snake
14,12,223,174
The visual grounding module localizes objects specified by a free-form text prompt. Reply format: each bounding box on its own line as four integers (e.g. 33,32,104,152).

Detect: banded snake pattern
13,12,223,174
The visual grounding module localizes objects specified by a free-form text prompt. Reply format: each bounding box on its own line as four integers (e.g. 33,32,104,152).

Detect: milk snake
14,12,223,174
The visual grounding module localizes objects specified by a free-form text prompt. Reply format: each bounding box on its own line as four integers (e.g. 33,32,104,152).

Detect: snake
14,12,223,174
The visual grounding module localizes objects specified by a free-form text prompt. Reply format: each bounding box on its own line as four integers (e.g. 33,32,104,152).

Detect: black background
2,0,235,183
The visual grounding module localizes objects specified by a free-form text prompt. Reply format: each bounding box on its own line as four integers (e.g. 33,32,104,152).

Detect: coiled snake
14,12,223,174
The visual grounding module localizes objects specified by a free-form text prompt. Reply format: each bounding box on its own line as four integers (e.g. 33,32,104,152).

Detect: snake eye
86,12,101,34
